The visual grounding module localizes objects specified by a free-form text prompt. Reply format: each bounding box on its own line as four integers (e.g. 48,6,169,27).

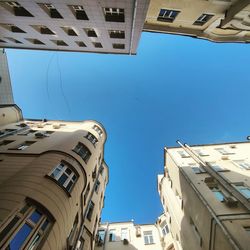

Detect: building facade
0,49,14,104
144,0,250,43
0,104,109,250
0,0,149,55
94,220,165,250
158,140,250,250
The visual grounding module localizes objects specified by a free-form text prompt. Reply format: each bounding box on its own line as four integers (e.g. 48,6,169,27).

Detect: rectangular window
194,149,209,156
76,41,86,47
84,28,97,37
193,13,214,26
233,160,250,170
0,140,14,146
0,202,52,249
61,27,77,36
73,142,91,163
157,9,180,23
49,162,78,192
178,150,190,158
5,1,33,17
39,26,55,35
143,231,154,244
121,228,128,240
86,201,94,221
84,183,90,205
93,125,103,137
109,229,116,241
244,226,250,235
85,132,98,146
113,43,125,49
69,5,88,20
215,148,234,155
97,230,105,243
209,187,225,202
189,163,206,174
209,162,226,172
94,180,100,193
103,8,124,22
235,184,250,199
93,42,103,48
10,141,35,150
41,3,63,18
160,221,169,236
109,30,125,39
51,40,68,46
18,129,36,136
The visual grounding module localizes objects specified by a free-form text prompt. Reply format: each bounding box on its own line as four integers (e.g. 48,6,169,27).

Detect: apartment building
0,49,14,104
158,140,250,250
0,0,150,55
94,220,164,250
144,0,250,43
0,104,109,250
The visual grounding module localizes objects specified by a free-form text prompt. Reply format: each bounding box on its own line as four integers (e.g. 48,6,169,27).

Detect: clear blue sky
6,32,250,224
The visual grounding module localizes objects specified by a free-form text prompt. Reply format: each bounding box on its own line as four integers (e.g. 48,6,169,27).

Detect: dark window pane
29,210,42,224
58,173,68,186
20,204,30,214
66,181,74,191
0,216,19,242
65,168,72,175
41,219,49,231
28,233,41,249
9,223,32,249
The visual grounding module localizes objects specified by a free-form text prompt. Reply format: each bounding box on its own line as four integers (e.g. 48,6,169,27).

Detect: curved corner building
0,104,109,250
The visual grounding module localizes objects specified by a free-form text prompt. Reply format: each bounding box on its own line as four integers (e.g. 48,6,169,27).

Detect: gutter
129,0,138,55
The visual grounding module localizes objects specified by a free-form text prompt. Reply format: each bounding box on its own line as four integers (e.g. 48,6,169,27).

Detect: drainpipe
166,146,241,250
129,0,138,55
176,140,250,211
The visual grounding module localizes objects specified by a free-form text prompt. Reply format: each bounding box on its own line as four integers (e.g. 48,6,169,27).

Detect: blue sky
6,32,250,224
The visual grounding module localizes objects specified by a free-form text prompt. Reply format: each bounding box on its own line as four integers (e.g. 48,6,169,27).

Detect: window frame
143,230,154,245
73,142,92,163
157,9,180,23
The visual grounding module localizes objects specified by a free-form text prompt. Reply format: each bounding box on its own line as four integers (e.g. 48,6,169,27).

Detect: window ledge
45,175,71,197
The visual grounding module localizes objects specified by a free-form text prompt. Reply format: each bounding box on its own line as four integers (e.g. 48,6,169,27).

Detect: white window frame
143,231,154,245
121,228,128,240
50,162,77,192
233,160,250,170
178,150,190,158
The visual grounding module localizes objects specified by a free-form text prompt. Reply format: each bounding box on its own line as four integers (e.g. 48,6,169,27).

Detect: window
51,40,68,46
160,221,169,236
215,148,234,155
39,26,55,35
113,43,125,49
235,184,250,199
178,150,190,158
6,37,22,44
69,5,88,20
209,162,226,172
26,38,45,45
85,132,98,146
84,183,90,205
193,14,214,26
209,187,225,201
76,41,86,47
0,24,26,33
0,140,14,146
49,162,78,192
93,125,103,137
41,3,63,18
103,8,124,22
18,129,36,135
97,230,105,242
190,217,202,246
93,42,103,48
73,142,91,163
84,28,97,37
68,214,78,243
190,163,206,174
157,9,180,23
62,27,77,36
194,149,209,156
0,39,6,43
86,201,94,221
5,1,33,17
121,228,128,240
109,30,125,39
94,180,100,193
0,201,52,249
109,229,116,241
143,231,154,244
244,226,250,235
10,141,35,150
233,160,250,170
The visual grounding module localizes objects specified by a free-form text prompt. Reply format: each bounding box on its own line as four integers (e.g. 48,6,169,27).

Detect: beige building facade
0,0,150,55
0,104,109,250
158,140,250,250
0,49,14,104
144,0,250,43
94,220,165,250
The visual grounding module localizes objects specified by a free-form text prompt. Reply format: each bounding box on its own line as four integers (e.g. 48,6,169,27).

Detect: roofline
165,140,250,149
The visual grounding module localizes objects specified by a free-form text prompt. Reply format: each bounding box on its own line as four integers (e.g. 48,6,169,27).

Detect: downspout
172,142,242,250
129,0,138,55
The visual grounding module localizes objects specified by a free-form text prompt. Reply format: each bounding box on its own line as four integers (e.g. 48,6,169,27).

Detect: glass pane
213,191,224,201
41,219,49,231
58,173,68,186
65,168,72,175
9,223,32,249
51,167,61,178
27,233,41,250
66,181,73,191
0,216,19,242
20,204,30,214
240,188,250,198
29,210,42,224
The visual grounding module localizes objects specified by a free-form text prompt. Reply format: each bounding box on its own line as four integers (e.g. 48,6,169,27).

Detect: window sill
45,175,71,197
